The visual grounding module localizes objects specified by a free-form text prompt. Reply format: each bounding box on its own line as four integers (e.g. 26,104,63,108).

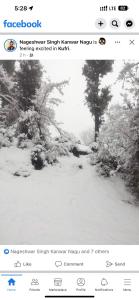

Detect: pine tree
0,60,15,76
83,60,114,141
0,65,19,126
16,60,43,111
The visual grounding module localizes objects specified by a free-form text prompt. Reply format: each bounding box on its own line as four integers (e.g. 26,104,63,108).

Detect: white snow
76,144,92,153
0,146,139,245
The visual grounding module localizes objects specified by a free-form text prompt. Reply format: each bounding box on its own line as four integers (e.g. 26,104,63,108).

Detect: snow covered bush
71,144,92,157
117,61,139,199
45,150,58,165
90,141,98,152
17,110,41,140
90,153,100,166
52,132,79,157
31,144,59,169
51,143,70,156
96,102,139,198
17,134,34,149
31,144,46,170
96,104,131,176
0,125,16,147
124,107,139,199
0,133,10,147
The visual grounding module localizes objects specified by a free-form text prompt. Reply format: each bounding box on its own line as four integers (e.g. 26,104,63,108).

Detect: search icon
111,19,121,29
112,20,118,27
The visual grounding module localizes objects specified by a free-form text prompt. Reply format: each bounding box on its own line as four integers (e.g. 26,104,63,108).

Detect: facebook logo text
3,20,42,28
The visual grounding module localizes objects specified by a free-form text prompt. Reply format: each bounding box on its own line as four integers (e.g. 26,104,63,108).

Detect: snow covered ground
0,146,139,245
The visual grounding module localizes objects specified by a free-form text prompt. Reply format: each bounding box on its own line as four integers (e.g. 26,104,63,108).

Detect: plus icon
95,19,106,29
98,21,104,27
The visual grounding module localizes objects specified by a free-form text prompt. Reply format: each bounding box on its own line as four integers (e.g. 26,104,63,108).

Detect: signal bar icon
100,6,108,12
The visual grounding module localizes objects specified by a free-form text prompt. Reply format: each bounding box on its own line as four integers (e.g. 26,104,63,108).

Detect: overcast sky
41,60,124,138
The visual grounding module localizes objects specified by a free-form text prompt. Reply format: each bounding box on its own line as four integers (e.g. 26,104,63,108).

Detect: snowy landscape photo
0,59,139,245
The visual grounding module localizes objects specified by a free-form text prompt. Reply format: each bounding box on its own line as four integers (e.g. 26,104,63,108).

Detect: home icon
8,278,16,286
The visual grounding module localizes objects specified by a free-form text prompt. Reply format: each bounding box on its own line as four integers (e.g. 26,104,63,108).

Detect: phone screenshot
0,0,139,299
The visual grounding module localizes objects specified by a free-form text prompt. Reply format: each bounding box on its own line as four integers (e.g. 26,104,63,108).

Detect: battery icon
118,5,129,11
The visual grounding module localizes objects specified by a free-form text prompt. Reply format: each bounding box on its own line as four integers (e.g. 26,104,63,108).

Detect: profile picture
99,37,106,45
4,39,17,52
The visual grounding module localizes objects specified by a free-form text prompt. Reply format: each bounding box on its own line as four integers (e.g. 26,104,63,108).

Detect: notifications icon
101,278,108,286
